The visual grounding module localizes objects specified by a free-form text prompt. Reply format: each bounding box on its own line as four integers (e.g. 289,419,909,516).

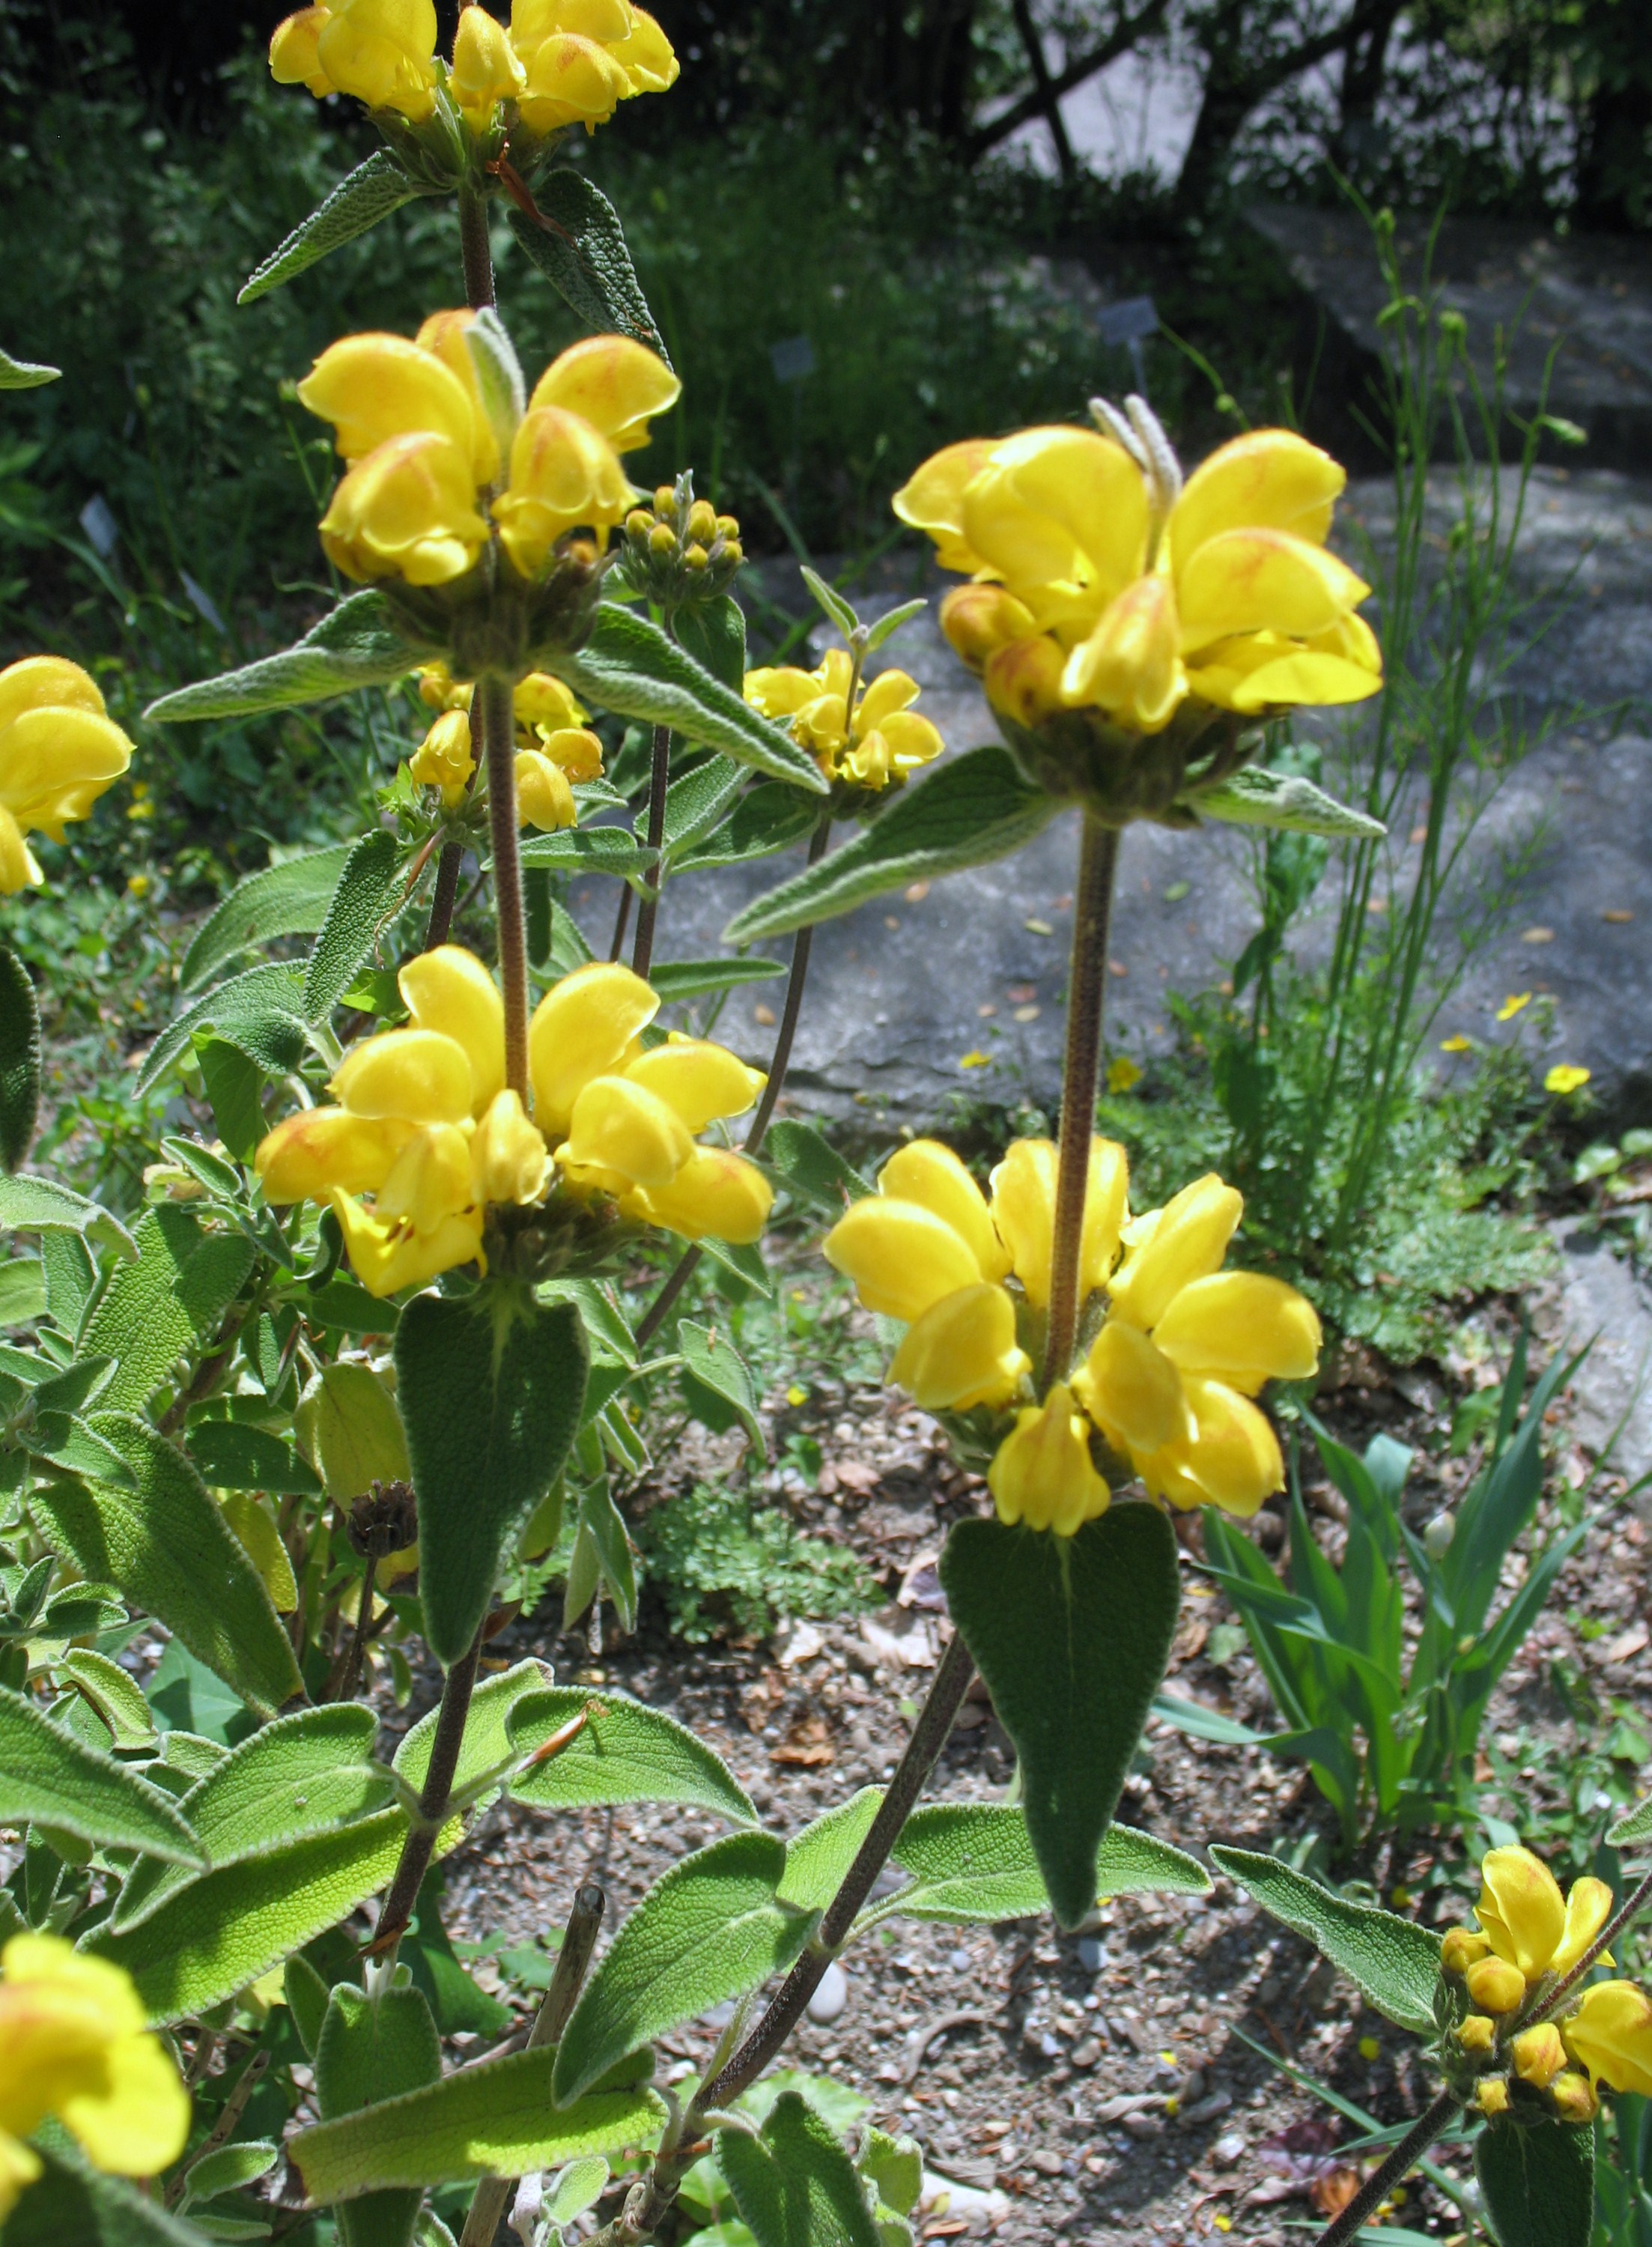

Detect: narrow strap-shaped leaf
303,830,401,1022
0,346,60,389
723,748,1057,943
145,592,444,723
1189,768,1385,840
648,956,786,1001
0,1683,201,1864
1209,1845,1441,2031
556,607,827,792
239,151,436,304
507,175,668,360
182,844,356,991
0,944,40,1171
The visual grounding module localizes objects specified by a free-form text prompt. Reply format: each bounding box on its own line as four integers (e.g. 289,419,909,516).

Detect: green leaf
145,592,443,724
4,2150,210,2245
508,1686,757,1824
289,2046,662,2201
304,831,401,1022
517,828,652,877
309,1362,410,1499
547,2156,610,2225
1476,2119,1594,2247
506,174,668,360
188,1421,322,1497
780,1789,883,1914
648,957,787,1003
88,1808,408,2025
0,346,59,389
676,598,748,694
317,1983,442,2247
1207,1846,1441,2032
396,1291,589,1665
0,1682,201,1862
0,944,40,1171
1189,768,1385,841
112,1704,390,1934
239,151,435,304
673,781,823,874
33,1416,302,1718
79,1209,256,1410
195,1040,270,1168
864,601,927,656
0,1172,135,1258
763,1122,871,1211
553,1833,813,2106
1150,1690,1262,1746
182,846,356,992
801,568,858,640
677,1320,764,1453
286,1953,331,2060
395,1659,547,1802
137,964,309,1095
662,756,746,861
180,2141,280,2207
558,609,827,792
718,2090,881,2247
939,1505,1179,1930
580,1478,637,1634
724,748,1055,942
57,1648,158,1750
866,1806,1206,1928
1609,1797,1652,1849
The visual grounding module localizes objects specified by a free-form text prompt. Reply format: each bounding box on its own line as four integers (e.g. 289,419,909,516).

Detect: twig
370,1626,485,1964
335,1553,377,1702
425,840,464,951
900,2007,991,2087
1041,816,1120,1393
631,723,672,981
163,2051,271,2208
479,673,529,1098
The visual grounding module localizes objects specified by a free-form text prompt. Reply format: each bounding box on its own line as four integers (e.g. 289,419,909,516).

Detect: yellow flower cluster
0,658,135,895
744,653,944,792
894,424,1381,735
297,314,679,587
257,953,772,1295
824,1140,1319,1535
1445,1844,1652,2122
270,0,676,134
0,1934,189,2222
411,665,603,831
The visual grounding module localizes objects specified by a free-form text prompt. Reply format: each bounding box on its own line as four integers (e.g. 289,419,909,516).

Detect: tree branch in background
967,0,1168,160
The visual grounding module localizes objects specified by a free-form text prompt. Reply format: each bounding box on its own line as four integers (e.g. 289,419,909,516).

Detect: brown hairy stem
371,1626,485,1961
1311,2091,1461,2247
458,177,495,309
1041,815,1120,1394
631,723,673,981
424,840,464,950
479,673,529,1099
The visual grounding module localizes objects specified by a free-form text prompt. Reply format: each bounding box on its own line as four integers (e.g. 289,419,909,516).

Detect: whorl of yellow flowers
823,1138,1319,1535
744,653,945,794
410,665,604,829
0,1934,190,2222
257,951,773,1297
297,314,679,587
0,657,135,896
270,0,677,136
894,409,1381,737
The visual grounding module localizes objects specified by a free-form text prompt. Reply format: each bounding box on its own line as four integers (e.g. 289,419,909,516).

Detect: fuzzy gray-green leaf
145,592,443,723
0,1683,201,1864
238,151,435,304
1189,767,1385,840
508,1687,758,1824
1209,1846,1440,2031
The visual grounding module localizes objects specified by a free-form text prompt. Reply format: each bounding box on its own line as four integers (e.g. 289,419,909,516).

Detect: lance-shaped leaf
0,1172,134,1256
183,844,356,991
88,1808,409,2025
860,1805,1209,1929
1609,1796,1652,1849
309,1361,409,1499
517,828,653,877
0,347,59,389
507,1686,757,1825
940,1505,1179,1931
188,1419,321,1497
553,1833,813,2106
3,2151,207,2245
57,1649,157,1752
292,2046,660,2202
1208,1846,1441,2032
145,592,444,724
137,962,309,1094
304,830,401,1022
1187,767,1385,840
725,748,1057,942
79,1208,257,1409
673,780,822,874
676,596,747,694
1476,2119,1595,2247
316,1983,441,2247
557,608,826,792
763,1121,872,1211
0,944,40,1171
239,150,438,304
0,1684,201,1864
33,1416,302,1718
718,2090,881,2247
662,755,746,860
677,1319,763,1452
395,1290,589,1665
112,1704,390,1933
648,957,786,1002
507,174,668,360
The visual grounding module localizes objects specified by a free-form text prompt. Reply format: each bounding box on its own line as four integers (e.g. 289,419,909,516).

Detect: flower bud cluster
613,478,744,610
410,665,604,833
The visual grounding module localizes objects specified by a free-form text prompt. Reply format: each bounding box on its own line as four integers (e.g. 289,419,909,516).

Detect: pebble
807,1961,848,2025
1070,2038,1102,2070
1077,1935,1108,1972
1120,2111,1166,2141
1180,2090,1233,2128
948,1949,972,1972
1212,2130,1246,2168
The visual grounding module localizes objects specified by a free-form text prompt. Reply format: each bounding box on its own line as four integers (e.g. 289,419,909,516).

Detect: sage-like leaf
859,1804,1209,1929
1208,1845,1441,2032
137,963,309,1094
0,1683,201,1864
648,956,786,1001
0,1172,135,1257
316,1983,442,2247
79,1210,257,1409
779,1789,883,1914
239,151,437,304
182,844,356,991
0,347,60,389
675,595,747,693
395,1658,548,1802
507,1685,758,1825
677,1319,764,1452
506,174,668,359
718,2090,881,2247
763,1121,872,1210
145,592,443,724
3,2152,207,2245
303,830,401,1022
0,944,40,1171
1476,2117,1595,2247
1188,766,1386,840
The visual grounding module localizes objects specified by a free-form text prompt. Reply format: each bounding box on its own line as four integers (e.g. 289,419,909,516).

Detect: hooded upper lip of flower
893,423,1382,731
1474,1845,1615,1984
0,657,136,895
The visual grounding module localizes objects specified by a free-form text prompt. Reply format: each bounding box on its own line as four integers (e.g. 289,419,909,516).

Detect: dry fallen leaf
1604,909,1635,924
771,1714,836,1766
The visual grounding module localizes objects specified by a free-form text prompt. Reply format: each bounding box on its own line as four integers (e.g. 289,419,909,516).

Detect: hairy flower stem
371,1626,485,1964
480,672,530,1099
458,178,496,310
335,1553,377,1702
1534,1864,1652,2023
589,1632,976,2244
633,813,833,1353
424,841,464,951
1041,814,1120,1395
631,722,672,981
459,1884,607,2247
1312,2091,1461,2247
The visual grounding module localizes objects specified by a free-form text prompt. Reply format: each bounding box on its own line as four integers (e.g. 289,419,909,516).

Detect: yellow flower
744,651,944,792
1440,1034,1472,1053
888,1282,1031,1413
1475,1846,1613,1985
410,709,477,807
1466,1957,1528,2015
1107,1055,1144,1094
987,1383,1109,1537
1074,1176,1320,1517
1475,2077,1510,2119
509,0,678,135
1546,1064,1591,1096
493,407,640,579
1455,2014,1496,2054
1562,1982,1652,2096
515,749,577,830
452,2,526,123
0,657,135,894
0,1933,190,2222
298,325,496,485
526,336,684,455
1441,1926,1492,1974
269,0,440,116
896,422,1380,734
1496,992,1531,1022
319,431,490,587
989,1136,1126,1311
1548,2070,1600,2125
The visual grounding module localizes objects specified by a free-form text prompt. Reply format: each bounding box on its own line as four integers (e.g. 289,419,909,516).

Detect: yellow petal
1176,528,1371,651
529,960,658,1135
408,708,476,805
890,440,997,574
939,582,1039,673
1062,571,1187,731
413,307,503,483
987,1383,1109,1536
398,944,505,1115
515,27,631,130
513,671,587,731
269,6,336,94
255,1107,414,1203
634,1144,773,1243
1168,429,1346,572
854,670,921,733
529,335,681,454
744,665,825,721
878,1140,1009,1283
1073,1318,1187,1461
962,426,1147,605
315,0,439,115
0,706,133,836
989,1135,1127,1311
493,405,637,578
1150,1270,1321,1395
470,1088,550,1207
1510,2024,1567,2090
374,1124,476,1234
1553,1876,1615,1978
451,1,525,119
559,1074,692,1189
54,2028,188,2171
871,709,945,777
1108,1174,1242,1332
515,748,577,831
0,656,106,730
297,333,479,467
318,431,488,588
332,1027,475,1125
887,1282,1030,1412
0,803,44,893
1563,1982,1652,2096
0,2132,43,2223
332,1194,484,1297
622,1032,765,1131
982,634,1068,727
1477,1846,1567,1980
822,1195,982,1323
1153,1376,1282,1517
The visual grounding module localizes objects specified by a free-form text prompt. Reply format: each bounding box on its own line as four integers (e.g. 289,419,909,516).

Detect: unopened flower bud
1455,2015,1496,2055
716,513,739,541
625,509,654,540
1441,1927,1492,1974
684,542,708,570
649,524,677,557
686,499,717,545
1548,2070,1599,2125
723,540,744,567
1475,2077,1510,2119
1466,1957,1526,2015
654,484,675,514
1511,2024,1567,2089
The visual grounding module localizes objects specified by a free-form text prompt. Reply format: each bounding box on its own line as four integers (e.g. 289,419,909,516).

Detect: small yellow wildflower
959,1050,991,1070
1439,1034,1472,1053
1546,1064,1591,1096
1495,993,1531,1022
1107,1055,1144,1094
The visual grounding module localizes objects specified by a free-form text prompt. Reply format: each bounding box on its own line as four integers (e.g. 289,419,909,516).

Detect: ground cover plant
1,11,1650,2247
